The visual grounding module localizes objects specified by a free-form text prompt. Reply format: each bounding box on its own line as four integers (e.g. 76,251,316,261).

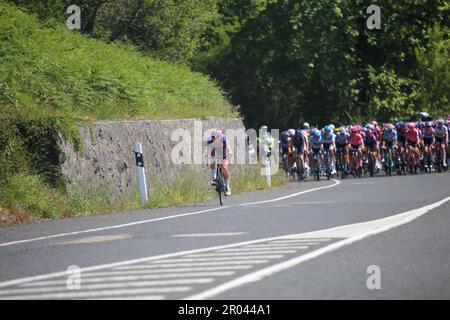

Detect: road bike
213,158,226,206
310,150,322,181
382,146,395,176
349,148,362,179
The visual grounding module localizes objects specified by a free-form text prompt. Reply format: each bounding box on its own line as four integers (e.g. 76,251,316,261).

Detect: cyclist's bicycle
349,147,362,178
396,145,406,175
294,149,307,181
382,146,395,176
310,150,322,181
423,144,433,174
433,142,445,173
335,148,347,179
213,158,226,206
323,148,335,180
366,150,376,177
405,143,420,174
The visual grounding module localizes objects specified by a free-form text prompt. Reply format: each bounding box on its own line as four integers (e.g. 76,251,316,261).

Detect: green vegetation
0,1,233,120
193,0,450,127
146,166,286,209
0,2,237,226
0,166,286,227
10,0,219,64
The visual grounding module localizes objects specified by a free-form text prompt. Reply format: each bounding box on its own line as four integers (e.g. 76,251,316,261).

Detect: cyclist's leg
210,160,217,184
221,160,231,195
442,141,447,166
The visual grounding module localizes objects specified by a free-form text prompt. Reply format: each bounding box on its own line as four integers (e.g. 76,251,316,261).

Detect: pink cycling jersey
349,133,363,147
405,128,419,143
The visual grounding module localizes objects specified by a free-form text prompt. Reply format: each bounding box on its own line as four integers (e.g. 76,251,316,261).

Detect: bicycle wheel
296,158,303,181
216,166,224,206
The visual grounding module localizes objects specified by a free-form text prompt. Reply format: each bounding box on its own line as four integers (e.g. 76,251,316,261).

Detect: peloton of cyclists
278,117,449,179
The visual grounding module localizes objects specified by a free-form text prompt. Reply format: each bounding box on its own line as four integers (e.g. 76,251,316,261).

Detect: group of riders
206,117,449,197
278,118,450,180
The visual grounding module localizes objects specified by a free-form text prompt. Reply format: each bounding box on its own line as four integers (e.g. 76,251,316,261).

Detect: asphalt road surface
0,172,449,300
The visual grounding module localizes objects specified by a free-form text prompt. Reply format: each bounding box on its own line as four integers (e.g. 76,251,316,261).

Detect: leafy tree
415,25,450,117
8,0,218,64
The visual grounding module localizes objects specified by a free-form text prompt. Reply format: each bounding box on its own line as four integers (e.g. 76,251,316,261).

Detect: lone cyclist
208,128,232,196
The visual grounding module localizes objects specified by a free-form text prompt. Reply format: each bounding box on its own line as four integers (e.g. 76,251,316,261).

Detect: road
0,173,449,299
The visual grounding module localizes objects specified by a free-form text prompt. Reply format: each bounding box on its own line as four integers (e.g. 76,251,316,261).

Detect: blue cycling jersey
382,130,397,142
321,133,335,144
310,136,322,149
336,133,349,144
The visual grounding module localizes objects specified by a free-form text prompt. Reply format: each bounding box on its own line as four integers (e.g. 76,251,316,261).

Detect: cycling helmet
295,128,303,137
425,121,433,128
396,121,405,129
324,125,332,133
211,128,224,140
339,127,347,135
288,129,296,136
329,124,335,131
437,119,445,126
303,122,310,130
312,129,321,138
407,122,416,129
366,123,375,130
351,126,359,133
260,125,268,131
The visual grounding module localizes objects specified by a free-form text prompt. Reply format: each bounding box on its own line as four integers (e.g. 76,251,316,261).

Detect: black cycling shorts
423,137,434,146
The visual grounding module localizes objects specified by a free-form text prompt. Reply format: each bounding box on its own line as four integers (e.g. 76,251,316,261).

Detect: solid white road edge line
0,180,340,247
184,196,450,300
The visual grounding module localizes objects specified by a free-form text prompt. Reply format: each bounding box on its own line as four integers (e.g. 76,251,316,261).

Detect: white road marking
21,273,235,287
1,287,190,300
216,248,297,253
241,245,308,250
0,180,340,247
1,280,212,295
171,232,246,238
52,234,133,245
112,265,252,272
91,295,165,300
148,261,270,267
150,256,283,263
269,239,325,244
185,196,450,300
185,252,291,257
268,241,320,245
76,271,236,278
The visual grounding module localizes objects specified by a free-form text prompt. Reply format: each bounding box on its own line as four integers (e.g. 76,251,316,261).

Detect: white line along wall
57,117,246,199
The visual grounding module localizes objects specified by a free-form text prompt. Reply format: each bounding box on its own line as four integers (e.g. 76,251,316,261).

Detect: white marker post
134,142,148,205
263,144,271,187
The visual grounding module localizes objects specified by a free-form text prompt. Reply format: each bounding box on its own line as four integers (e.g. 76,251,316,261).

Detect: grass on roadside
0,165,287,227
